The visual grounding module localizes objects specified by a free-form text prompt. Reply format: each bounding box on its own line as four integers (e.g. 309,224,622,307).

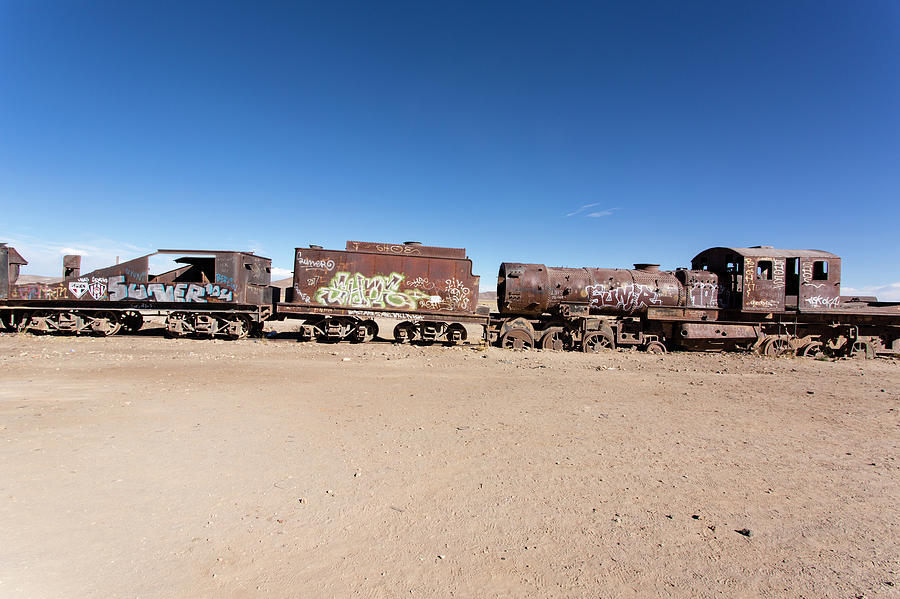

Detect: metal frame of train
2,241,898,358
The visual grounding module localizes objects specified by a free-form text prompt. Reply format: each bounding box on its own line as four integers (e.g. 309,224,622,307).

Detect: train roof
695,246,839,259
5,246,28,265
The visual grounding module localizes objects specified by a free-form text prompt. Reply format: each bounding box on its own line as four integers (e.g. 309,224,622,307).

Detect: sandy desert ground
0,328,898,598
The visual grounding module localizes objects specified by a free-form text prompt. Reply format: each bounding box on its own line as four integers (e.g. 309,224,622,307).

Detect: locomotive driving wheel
797,341,824,358
850,339,875,360
500,329,534,350
760,336,791,357
582,330,614,353
539,327,568,351
643,340,667,354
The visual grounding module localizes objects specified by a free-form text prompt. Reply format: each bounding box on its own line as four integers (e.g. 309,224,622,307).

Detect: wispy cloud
566,204,620,218
565,202,600,217
842,282,900,302
271,266,292,279
586,209,618,218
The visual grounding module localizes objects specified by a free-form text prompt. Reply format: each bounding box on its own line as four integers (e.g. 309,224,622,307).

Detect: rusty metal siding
798,256,841,311
740,255,787,313
0,246,8,300
345,241,466,259
290,244,479,315
676,270,719,308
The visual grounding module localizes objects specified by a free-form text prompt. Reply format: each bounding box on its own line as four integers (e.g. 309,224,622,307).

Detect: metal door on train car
797,257,841,311
741,256,786,313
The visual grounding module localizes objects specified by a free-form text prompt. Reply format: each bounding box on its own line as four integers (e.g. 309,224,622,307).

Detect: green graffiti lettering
314,272,432,310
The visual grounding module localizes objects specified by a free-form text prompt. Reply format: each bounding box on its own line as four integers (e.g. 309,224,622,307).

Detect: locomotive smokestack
634,263,660,272
404,241,422,246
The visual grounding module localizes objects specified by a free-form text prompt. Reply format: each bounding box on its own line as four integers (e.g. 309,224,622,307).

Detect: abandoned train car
276,241,488,344
0,243,273,339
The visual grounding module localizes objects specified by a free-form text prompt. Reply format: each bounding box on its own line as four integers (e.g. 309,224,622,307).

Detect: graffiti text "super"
108,275,233,303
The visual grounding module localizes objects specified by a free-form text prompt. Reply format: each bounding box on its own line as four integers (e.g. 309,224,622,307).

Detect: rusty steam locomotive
1,241,898,358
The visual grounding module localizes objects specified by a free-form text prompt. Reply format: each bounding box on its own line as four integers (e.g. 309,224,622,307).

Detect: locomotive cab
691,247,841,313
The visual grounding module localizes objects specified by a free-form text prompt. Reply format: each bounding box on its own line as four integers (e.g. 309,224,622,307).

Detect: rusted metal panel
797,256,841,312
679,323,760,340
289,243,479,316
645,306,718,321
345,241,467,260
675,269,718,308
739,255,786,313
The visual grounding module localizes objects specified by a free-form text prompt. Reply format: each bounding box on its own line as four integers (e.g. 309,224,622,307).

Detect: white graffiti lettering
585,283,663,313
804,295,840,309
295,251,335,271
688,281,718,308
107,275,233,302
772,260,785,289
347,309,425,321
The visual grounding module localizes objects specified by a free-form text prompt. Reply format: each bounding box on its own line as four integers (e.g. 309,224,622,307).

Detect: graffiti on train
585,283,663,313
68,277,108,300
107,275,233,302
314,272,439,310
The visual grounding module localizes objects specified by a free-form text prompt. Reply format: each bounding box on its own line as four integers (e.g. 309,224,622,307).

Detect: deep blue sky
1,1,898,296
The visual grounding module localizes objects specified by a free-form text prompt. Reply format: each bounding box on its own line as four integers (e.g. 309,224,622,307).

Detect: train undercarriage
488,311,900,359
0,305,270,340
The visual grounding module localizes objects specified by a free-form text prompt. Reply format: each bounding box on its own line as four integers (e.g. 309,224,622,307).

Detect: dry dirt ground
0,329,898,598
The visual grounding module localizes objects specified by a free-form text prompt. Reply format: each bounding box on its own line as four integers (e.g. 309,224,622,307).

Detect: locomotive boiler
497,263,718,316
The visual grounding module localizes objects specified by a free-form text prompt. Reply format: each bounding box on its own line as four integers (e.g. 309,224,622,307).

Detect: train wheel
29,311,53,334
798,341,824,358
224,315,250,340
539,327,567,351
91,311,122,336
850,340,875,360
165,312,192,338
582,331,614,353
10,311,32,333
353,320,377,343
121,311,143,333
644,340,667,354
760,336,791,357
500,329,534,350
393,322,418,344
445,323,467,345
